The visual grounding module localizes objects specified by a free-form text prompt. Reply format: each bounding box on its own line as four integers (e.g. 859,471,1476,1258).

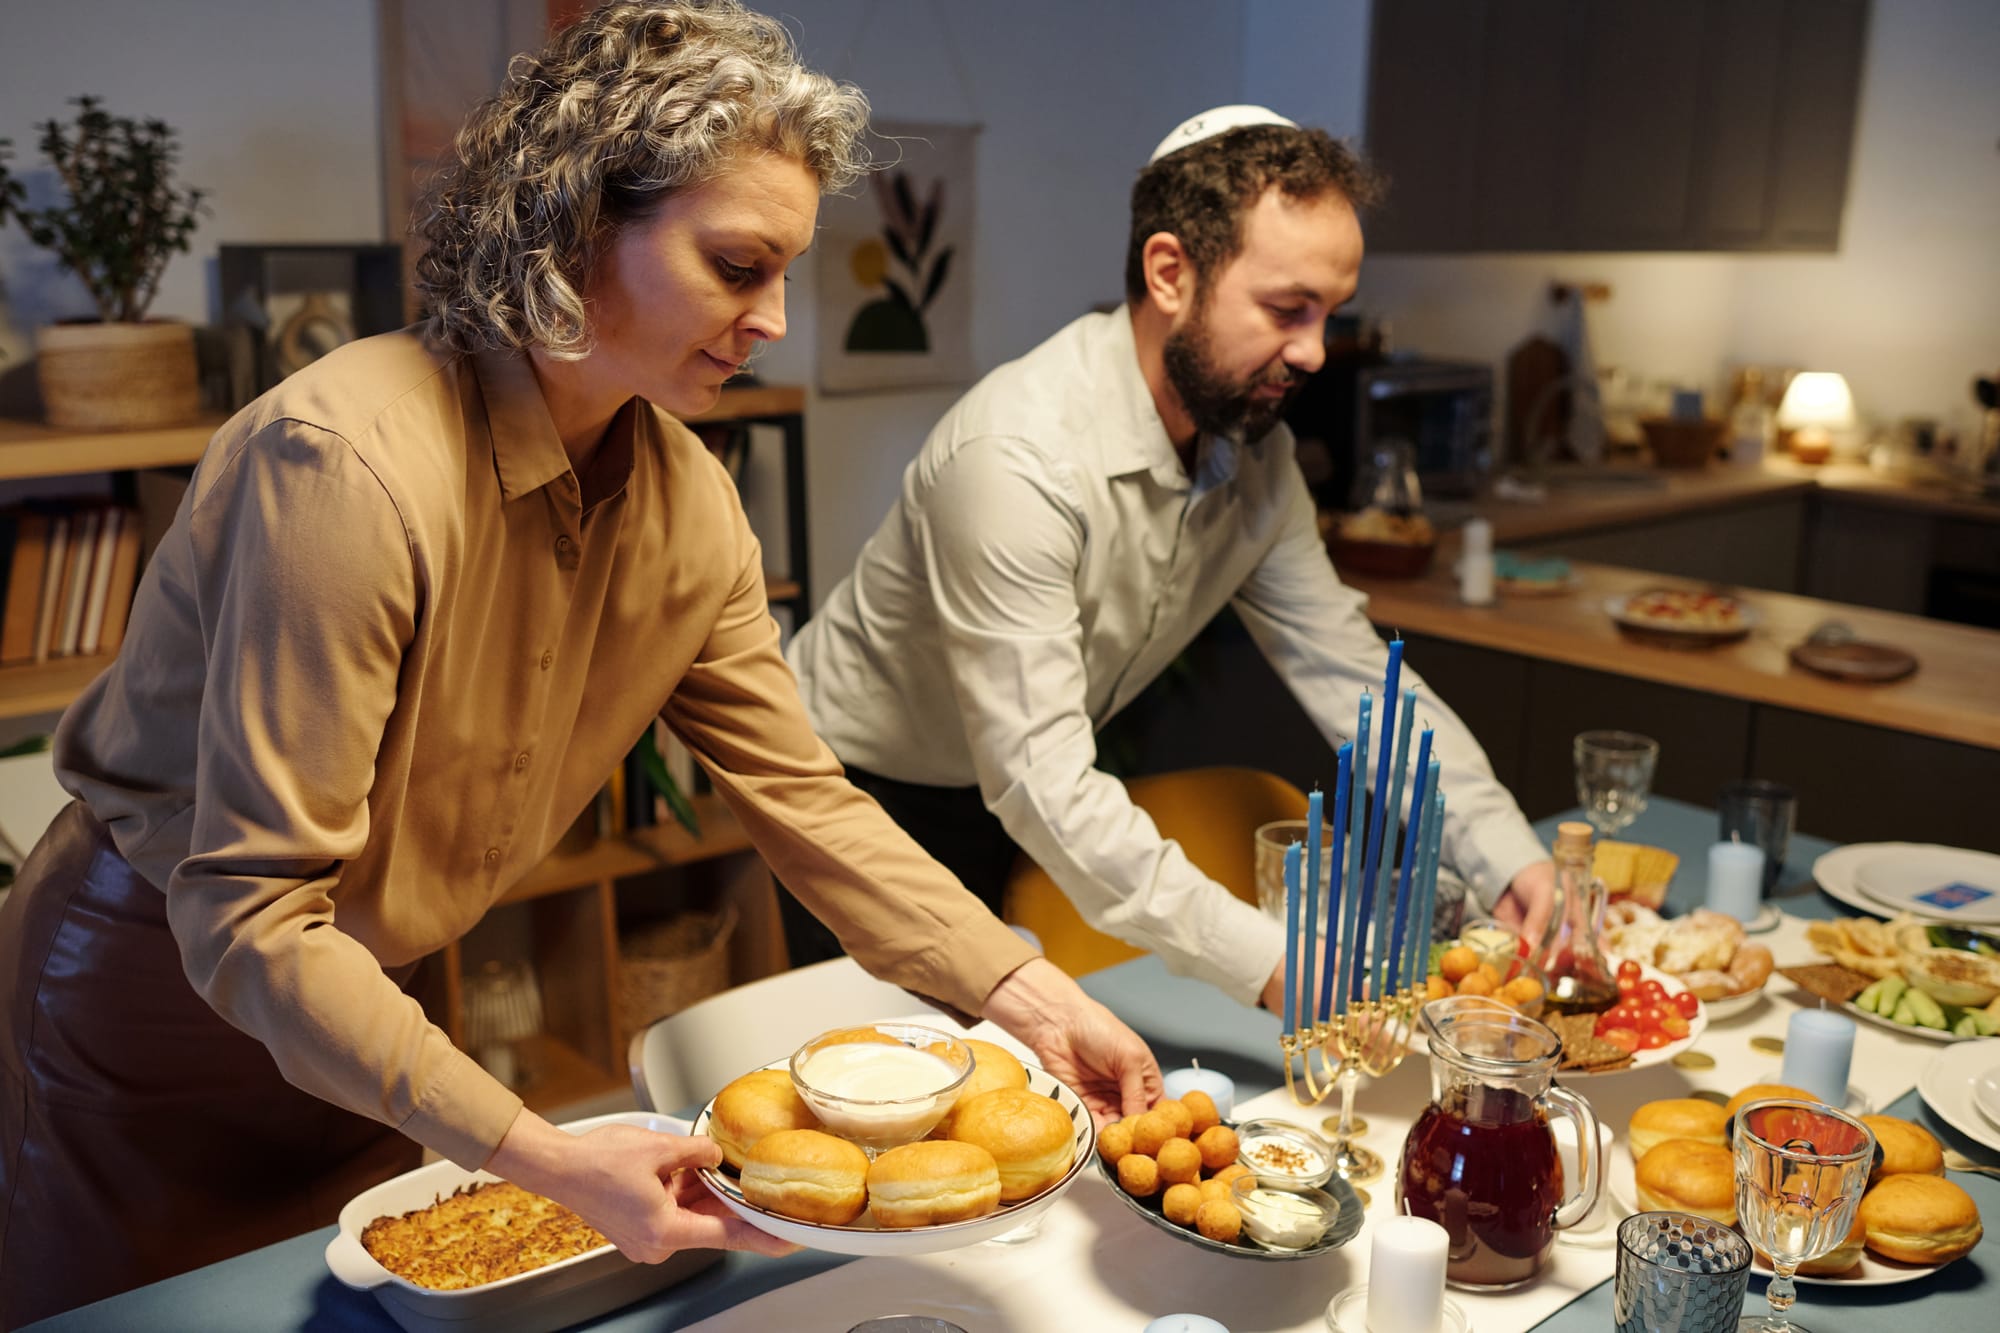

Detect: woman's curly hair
415,0,869,358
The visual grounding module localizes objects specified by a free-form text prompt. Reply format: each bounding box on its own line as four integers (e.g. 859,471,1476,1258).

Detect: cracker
1547,1012,1636,1074
1776,962,1874,1006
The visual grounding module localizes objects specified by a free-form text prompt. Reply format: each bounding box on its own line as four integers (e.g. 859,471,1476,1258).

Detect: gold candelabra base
1278,987,1423,1190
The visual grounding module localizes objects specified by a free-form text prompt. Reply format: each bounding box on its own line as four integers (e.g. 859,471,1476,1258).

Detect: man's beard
1162,311,1302,443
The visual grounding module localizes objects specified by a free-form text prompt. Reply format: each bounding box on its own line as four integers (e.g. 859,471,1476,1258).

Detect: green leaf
636,729,701,839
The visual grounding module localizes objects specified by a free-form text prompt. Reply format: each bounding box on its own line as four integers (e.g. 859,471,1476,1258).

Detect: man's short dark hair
1123,125,1384,305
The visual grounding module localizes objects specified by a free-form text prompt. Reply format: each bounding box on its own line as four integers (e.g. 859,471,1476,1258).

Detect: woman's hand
1493,860,1557,950
981,956,1161,1122
486,1113,797,1263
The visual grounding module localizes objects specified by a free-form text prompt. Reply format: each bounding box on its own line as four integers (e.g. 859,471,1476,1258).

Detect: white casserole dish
324,1110,720,1333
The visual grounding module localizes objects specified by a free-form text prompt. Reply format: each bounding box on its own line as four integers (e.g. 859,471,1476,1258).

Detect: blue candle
1344,695,1373,1004
1318,743,1353,1021
1282,839,1302,1034
1388,726,1435,990
1416,775,1445,956
1302,787,1323,1026
1371,690,1419,999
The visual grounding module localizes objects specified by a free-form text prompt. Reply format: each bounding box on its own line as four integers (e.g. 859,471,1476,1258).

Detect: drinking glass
1574,731,1660,838
1717,781,1797,894
1732,1099,1874,1333
1615,1212,1754,1333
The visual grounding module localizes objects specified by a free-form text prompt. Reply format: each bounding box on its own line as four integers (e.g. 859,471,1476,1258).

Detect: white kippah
1147,105,1299,165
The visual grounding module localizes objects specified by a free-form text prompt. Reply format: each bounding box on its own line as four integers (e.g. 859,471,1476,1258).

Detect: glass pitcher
1397,997,1602,1291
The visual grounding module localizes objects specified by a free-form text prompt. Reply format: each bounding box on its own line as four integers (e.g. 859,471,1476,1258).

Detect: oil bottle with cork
1531,821,1620,1016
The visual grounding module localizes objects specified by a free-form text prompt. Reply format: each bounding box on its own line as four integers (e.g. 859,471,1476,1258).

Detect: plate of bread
1603,903,1773,1019
1614,1090,1983,1285
692,1023,1093,1256
1606,588,1756,642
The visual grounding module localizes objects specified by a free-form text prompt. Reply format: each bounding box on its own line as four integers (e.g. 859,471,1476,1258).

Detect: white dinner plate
1975,1064,2000,1128
1608,1142,1947,1287
1702,987,1770,1023
1604,592,1758,641
693,1057,1095,1256
1814,843,2000,923
1919,1038,2000,1152
1853,847,2000,925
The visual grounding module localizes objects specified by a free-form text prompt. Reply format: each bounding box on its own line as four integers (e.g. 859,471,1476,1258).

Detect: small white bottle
1459,517,1496,605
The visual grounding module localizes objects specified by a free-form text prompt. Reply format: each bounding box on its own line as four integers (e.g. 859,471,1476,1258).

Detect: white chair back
627,956,935,1113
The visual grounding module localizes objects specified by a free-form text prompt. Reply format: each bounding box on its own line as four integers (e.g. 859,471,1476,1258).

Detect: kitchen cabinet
1364,0,1870,254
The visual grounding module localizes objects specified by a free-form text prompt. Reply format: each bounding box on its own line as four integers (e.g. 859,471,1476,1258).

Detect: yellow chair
1001,766,1309,978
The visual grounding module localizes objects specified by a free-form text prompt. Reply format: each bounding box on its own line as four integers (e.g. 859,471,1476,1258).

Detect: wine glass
1573,731,1660,839
1732,1098,1875,1333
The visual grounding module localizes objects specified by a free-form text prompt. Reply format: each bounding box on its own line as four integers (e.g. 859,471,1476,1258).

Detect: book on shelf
0,500,144,668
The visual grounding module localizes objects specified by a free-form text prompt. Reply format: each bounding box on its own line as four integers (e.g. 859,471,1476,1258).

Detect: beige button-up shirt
55,330,1033,1169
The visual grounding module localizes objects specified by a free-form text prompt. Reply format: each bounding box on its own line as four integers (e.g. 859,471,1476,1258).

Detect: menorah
1275,638,1448,1186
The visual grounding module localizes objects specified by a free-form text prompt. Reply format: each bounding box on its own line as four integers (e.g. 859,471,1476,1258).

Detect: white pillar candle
1780,1008,1857,1106
1706,840,1764,923
1160,1062,1235,1119
1368,1215,1449,1333
1143,1317,1229,1333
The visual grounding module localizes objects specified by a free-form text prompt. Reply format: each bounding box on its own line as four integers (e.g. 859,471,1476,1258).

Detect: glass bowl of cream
789,1022,974,1153
1230,1174,1342,1251
1234,1118,1337,1190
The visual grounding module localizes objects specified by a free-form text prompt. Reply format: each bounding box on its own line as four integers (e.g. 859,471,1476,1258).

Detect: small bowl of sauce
789,1023,973,1153
1234,1118,1336,1190
1230,1174,1341,1251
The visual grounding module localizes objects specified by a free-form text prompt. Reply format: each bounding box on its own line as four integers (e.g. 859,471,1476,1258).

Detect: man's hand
1492,860,1556,950
982,956,1161,1122
487,1114,798,1263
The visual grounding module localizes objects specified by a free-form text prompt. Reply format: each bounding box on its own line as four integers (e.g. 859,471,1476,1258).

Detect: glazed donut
709,1068,821,1170
740,1128,870,1225
948,1088,1077,1202
866,1140,1002,1228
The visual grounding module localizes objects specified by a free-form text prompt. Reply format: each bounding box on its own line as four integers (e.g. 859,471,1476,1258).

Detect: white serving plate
693,1058,1095,1256
1813,842,2000,923
1853,846,2000,925
1701,987,1770,1022
1604,591,1758,641
1918,1038,2000,1153
1841,997,1974,1044
324,1111,718,1333
1975,1062,2000,1128
1559,963,1711,1076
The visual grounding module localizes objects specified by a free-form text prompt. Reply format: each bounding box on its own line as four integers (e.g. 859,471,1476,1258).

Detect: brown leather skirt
0,802,421,1329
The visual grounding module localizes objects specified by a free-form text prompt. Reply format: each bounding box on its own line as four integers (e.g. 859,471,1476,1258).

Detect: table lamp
1776,371,1855,465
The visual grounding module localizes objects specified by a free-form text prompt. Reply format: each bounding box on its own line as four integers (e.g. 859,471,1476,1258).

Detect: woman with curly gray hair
0,3,1157,1321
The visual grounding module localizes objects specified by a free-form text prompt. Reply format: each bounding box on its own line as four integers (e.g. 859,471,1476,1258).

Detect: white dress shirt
789,310,1548,1003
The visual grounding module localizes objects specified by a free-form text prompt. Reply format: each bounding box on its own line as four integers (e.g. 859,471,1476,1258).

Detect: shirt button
555,535,574,555
484,847,501,865
514,751,531,771
540,650,554,671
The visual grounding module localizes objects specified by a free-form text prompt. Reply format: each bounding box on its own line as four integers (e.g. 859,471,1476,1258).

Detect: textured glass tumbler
1615,1212,1753,1333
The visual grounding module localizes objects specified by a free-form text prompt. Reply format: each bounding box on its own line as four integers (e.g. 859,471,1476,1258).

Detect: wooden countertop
1437,459,1998,544
1345,554,2000,752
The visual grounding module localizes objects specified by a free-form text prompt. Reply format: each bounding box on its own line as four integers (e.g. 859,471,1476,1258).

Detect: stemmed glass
1573,731,1660,839
1732,1098,1875,1333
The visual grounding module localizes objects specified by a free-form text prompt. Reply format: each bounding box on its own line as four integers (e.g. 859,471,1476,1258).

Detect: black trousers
780,765,1021,968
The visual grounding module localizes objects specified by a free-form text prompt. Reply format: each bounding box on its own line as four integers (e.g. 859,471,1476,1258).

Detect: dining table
26,796,2000,1332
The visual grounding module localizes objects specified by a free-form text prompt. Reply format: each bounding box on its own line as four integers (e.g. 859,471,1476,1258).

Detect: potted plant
0,96,207,430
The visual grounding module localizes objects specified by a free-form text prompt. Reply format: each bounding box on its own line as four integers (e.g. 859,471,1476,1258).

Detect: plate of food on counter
1611,1094,1983,1286
1605,587,1757,643
1096,1103,1363,1260
1604,902,1774,1020
690,1021,1095,1255
1781,915,2000,1042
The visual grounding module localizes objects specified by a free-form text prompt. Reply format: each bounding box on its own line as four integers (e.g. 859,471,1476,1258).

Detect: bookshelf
0,384,811,1112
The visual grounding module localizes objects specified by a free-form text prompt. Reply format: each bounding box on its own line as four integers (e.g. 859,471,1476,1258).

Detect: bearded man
785,108,1554,1009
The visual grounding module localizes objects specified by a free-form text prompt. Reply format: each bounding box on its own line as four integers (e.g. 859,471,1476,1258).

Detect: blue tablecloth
28,798,2000,1331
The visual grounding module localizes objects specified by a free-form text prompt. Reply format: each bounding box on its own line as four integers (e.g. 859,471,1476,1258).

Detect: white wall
1246,0,2000,434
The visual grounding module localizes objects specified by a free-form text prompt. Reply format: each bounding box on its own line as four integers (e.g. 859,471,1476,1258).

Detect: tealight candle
1143,1318,1229,1333
1368,1215,1449,1333
1706,840,1764,923
1780,1008,1856,1106
1161,1061,1235,1119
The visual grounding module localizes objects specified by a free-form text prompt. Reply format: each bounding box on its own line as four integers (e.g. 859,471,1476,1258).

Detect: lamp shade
1777,371,1856,429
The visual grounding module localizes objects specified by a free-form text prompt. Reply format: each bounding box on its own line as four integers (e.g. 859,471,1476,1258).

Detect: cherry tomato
1639,980,1669,1004
1660,1014,1691,1039
1640,1004,1668,1029
1637,1030,1671,1050
1616,959,1642,986
1672,990,1700,1019
1599,1027,1641,1053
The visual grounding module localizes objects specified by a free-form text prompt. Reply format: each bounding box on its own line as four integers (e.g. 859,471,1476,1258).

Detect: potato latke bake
360,1181,606,1289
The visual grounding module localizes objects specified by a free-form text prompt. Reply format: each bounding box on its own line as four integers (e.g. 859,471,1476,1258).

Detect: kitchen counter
1343,550,2000,752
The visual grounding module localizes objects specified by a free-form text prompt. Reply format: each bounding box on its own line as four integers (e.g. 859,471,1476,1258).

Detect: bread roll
1628,1099,1729,1160
946,1087,1077,1203
933,1038,1030,1138
740,1128,869,1225
1858,1174,1983,1264
710,1068,820,1170
1860,1115,1944,1181
866,1140,1001,1228
1722,1083,1820,1120
1635,1140,1737,1226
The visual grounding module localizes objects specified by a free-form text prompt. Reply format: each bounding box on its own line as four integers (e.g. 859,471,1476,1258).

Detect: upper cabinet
1364,0,1870,254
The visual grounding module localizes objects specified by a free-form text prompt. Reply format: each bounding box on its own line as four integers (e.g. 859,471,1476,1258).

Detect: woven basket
35,320,200,430
616,901,738,1045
